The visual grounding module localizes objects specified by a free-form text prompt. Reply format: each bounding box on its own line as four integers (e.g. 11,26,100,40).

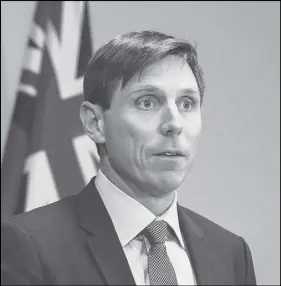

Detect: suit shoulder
1,194,77,235
179,205,241,242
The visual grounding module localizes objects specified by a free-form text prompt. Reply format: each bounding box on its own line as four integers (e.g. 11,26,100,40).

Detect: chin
152,172,186,193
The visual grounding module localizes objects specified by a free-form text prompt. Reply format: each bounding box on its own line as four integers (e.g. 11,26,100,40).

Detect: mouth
154,151,186,157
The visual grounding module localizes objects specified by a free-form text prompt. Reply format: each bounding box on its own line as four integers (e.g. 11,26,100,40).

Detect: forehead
123,55,199,93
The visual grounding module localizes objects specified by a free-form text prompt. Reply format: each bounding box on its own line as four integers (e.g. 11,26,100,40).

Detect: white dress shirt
95,170,197,285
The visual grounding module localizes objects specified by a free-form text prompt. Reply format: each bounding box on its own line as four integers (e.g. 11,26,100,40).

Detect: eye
179,97,193,111
137,98,155,110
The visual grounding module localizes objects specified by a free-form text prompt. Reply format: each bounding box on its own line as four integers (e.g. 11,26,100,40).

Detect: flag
1,1,99,219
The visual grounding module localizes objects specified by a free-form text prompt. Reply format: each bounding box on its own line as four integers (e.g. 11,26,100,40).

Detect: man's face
102,55,202,197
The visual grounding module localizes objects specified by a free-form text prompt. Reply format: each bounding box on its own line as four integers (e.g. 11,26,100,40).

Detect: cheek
107,112,151,159
185,114,202,139
119,113,160,170
120,111,156,141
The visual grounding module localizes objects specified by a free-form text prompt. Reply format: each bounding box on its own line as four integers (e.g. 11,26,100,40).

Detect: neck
99,157,175,216
136,192,176,216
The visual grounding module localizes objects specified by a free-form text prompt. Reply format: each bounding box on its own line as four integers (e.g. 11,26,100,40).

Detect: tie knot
143,220,168,245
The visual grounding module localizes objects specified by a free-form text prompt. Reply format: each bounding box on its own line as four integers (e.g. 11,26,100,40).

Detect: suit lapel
75,178,136,285
177,205,221,285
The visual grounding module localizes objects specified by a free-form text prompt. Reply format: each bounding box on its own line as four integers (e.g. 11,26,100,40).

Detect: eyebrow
128,84,200,97
128,85,160,95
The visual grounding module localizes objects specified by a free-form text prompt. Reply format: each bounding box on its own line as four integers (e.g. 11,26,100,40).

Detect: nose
160,103,183,137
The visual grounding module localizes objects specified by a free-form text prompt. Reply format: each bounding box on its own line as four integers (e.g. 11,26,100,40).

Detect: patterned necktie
143,220,178,285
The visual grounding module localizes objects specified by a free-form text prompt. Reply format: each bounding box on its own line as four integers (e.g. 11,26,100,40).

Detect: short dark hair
83,30,205,110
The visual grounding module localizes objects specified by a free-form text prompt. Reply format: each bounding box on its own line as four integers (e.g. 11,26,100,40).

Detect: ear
80,101,105,144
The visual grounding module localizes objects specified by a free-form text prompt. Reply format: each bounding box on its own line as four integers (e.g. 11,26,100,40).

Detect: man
1,31,257,285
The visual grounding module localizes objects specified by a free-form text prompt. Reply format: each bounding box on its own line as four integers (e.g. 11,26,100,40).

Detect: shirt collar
94,169,186,249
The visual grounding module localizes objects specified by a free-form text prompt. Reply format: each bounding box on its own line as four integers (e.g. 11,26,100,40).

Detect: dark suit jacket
1,177,256,285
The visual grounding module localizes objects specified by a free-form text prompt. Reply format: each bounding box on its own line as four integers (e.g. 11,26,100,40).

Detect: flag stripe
77,1,92,78
13,93,36,136
22,47,43,74
30,23,45,49
47,2,62,39
28,39,40,50
33,2,49,31
18,84,37,97
15,174,28,215
20,70,38,88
